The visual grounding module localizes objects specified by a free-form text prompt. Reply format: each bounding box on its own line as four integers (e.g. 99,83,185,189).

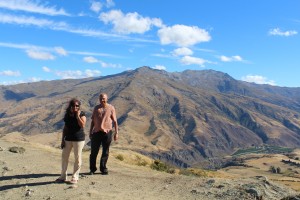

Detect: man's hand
114,132,119,141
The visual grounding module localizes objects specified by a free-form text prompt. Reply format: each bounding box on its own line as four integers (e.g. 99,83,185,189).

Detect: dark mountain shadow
4,90,36,101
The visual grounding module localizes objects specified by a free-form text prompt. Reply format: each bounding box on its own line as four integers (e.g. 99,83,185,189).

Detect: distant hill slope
1,66,300,168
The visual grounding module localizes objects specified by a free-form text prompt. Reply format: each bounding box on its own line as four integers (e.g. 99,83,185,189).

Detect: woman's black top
63,111,85,141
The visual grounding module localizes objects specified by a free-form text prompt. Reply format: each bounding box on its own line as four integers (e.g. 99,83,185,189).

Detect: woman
55,98,86,184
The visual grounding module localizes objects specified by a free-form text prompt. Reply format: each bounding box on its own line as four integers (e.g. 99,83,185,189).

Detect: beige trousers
60,140,85,181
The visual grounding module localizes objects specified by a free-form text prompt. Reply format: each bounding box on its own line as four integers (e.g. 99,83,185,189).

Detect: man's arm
113,120,118,141
89,109,95,139
89,120,94,139
112,107,118,141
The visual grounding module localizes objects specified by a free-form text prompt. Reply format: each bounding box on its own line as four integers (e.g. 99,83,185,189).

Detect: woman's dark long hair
65,98,81,116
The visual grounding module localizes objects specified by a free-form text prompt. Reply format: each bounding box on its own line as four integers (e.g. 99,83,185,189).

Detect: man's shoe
101,169,108,175
89,171,96,175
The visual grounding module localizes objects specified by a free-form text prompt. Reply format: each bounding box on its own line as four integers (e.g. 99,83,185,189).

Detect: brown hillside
1,66,300,168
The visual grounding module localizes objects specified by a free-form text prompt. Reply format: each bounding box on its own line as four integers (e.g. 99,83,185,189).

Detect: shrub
150,160,175,174
178,168,209,177
9,146,25,154
269,166,281,174
179,169,195,176
135,155,148,166
277,167,281,174
116,154,124,161
269,166,277,173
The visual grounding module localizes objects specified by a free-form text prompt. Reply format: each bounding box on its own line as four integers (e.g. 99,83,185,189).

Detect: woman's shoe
68,178,78,184
54,178,66,183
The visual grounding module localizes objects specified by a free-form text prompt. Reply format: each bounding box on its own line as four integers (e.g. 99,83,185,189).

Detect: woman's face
71,102,80,112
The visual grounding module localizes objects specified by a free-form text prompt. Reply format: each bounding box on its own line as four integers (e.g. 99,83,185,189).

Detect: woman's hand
61,140,65,149
76,111,86,128
76,110,81,118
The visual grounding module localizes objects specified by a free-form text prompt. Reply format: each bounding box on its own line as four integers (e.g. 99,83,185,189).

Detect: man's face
99,95,107,106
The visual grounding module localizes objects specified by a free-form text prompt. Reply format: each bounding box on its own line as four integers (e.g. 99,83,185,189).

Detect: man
89,93,118,175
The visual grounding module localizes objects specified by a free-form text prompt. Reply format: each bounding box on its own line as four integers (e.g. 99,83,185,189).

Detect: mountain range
1,66,300,169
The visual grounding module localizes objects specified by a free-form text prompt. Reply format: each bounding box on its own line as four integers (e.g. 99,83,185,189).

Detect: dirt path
0,138,298,200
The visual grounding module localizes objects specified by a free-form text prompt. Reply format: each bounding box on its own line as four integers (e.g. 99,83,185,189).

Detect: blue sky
0,0,299,87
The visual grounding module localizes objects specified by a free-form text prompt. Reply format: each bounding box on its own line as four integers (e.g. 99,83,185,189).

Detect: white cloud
0,13,122,39
0,13,155,42
151,53,173,58
153,65,166,70
0,80,23,85
83,56,122,68
0,42,33,49
28,77,41,82
83,56,99,63
99,9,163,34
0,0,69,16
42,66,51,72
220,55,243,62
54,47,67,56
56,70,83,79
158,25,211,47
180,56,207,67
241,75,276,85
172,47,193,56
0,70,21,76
100,61,122,68
84,69,101,77
90,1,102,13
220,56,231,62
0,76,41,85
105,0,115,8
232,55,242,61
65,27,122,38
70,50,117,57
26,49,55,60
269,28,297,37
0,13,58,27
0,42,118,59
55,69,101,79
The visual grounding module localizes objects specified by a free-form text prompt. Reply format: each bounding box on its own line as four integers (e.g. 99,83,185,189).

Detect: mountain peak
1,67,300,168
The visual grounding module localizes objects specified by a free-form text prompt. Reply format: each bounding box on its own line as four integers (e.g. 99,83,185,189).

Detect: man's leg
89,133,101,173
100,131,113,174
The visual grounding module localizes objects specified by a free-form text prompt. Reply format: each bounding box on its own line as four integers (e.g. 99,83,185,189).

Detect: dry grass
3,131,300,193
219,152,300,191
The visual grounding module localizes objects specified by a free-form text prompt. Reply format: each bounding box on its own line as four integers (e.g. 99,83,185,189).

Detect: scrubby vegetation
233,145,294,156
150,160,176,174
116,154,124,161
135,155,148,166
114,153,150,167
269,166,281,174
150,159,211,177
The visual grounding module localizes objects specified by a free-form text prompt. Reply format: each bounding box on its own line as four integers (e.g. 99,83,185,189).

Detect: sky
0,0,299,87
